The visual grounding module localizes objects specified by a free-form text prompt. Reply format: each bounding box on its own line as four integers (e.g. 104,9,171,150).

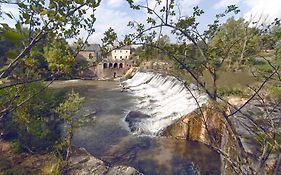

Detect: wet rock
125,111,151,133
106,166,143,175
67,147,143,175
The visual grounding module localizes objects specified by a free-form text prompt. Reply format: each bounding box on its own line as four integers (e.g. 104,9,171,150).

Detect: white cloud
107,0,124,8
214,0,241,9
243,0,281,23
87,5,145,43
179,0,201,9
0,3,19,27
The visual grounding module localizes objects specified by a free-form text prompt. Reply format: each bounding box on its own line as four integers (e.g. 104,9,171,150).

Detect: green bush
268,86,281,101
0,82,69,152
217,87,243,97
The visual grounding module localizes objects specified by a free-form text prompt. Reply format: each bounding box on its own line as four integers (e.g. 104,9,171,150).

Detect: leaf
0,23,10,29
40,10,48,16
6,49,17,59
18,2,27,9
5,12,13,19
22,13,30,19
3,30,24,43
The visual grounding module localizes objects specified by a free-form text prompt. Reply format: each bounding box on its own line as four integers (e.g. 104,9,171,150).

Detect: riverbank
0,139,142,175
163,97,281,174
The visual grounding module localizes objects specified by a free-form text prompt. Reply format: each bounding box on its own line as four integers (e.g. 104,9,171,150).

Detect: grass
255,132,281,153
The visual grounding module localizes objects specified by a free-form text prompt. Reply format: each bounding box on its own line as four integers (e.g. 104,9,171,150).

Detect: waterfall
123,71,208,136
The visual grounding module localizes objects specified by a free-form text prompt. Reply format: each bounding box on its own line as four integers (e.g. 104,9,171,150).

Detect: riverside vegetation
0,0,281,174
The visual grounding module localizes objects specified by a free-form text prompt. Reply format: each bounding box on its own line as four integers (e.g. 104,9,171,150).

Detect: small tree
54,90,84,161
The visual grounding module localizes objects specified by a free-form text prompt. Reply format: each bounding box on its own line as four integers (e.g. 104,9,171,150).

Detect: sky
1,0,281,44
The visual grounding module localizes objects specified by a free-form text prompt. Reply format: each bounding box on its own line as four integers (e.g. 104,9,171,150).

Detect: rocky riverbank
0,140,142,175
163,97,281,174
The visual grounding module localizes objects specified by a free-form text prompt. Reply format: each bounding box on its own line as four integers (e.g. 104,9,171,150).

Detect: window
114,63,118,68
125,56,127,58
115,56,117,58
120,56,122,59
119,63,123,69
89,53,93,59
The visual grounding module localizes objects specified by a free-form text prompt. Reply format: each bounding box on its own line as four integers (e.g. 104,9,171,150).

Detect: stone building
95,59,133,79
76,44,102,65
111,46,131,60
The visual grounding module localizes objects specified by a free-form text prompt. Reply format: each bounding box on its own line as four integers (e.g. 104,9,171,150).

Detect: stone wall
95,60,132,79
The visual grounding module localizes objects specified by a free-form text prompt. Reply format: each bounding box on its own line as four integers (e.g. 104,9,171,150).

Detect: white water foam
123,71,208,136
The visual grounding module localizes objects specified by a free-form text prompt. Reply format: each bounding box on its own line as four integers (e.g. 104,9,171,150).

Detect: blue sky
1,0,281,43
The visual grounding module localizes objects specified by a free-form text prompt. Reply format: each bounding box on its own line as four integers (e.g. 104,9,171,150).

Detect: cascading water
123,71,208,136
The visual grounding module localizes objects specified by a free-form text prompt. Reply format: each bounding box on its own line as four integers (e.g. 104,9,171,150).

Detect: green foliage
55,90,84,122
54,90,84,160
10,140,21,153
41,156,62,175
0,82,68,152
44,39,76,77
255,132,281,152
267,85,281,101
217,87,243,97
208,17,260,70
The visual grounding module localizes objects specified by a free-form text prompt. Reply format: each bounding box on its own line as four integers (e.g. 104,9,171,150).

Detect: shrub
217,87,243,97
268,85,281,101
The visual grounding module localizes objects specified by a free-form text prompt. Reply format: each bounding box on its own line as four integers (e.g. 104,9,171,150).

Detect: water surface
51,80,221,175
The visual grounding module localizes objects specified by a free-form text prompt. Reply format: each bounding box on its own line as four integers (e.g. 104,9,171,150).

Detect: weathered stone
67,147,143,175
164,98,281,175
125,111,151,133
106,166,142,175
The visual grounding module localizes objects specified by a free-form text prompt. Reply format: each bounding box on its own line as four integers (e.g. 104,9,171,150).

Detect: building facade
111,46,131,60
76,44,102,64
95,59,132,79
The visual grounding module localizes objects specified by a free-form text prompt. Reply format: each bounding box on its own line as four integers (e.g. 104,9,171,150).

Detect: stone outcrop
67,147,143,175
163,98,281,174
163,103,225,146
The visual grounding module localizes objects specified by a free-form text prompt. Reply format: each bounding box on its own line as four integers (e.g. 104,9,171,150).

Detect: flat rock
106,166,143,175
67,147,143,175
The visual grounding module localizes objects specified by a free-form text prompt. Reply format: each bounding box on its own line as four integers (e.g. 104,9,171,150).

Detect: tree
0,0,101,125
44,39,76,78
208,17,260,70
54,90,84,161
0,0,101,169
0,0,101,79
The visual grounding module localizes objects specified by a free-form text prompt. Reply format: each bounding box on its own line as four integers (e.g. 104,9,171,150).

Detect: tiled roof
82,44,101,52
113,46,131,50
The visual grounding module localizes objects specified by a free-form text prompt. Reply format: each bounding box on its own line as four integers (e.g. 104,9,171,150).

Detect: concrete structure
95,59,132,79
111,46,131,60
77,44,102,64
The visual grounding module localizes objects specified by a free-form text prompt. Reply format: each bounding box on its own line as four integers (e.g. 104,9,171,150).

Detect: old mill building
96,46,134,79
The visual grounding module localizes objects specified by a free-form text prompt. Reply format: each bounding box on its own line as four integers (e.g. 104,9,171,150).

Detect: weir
123,71,208,136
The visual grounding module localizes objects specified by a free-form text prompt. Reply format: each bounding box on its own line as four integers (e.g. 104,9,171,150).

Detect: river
51,80,221,175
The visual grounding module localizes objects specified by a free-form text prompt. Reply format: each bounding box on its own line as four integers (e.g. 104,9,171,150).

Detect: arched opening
109,63,113,68
119,63,123,69
89,53,93,59
103,63,107,69
113,63,118,68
